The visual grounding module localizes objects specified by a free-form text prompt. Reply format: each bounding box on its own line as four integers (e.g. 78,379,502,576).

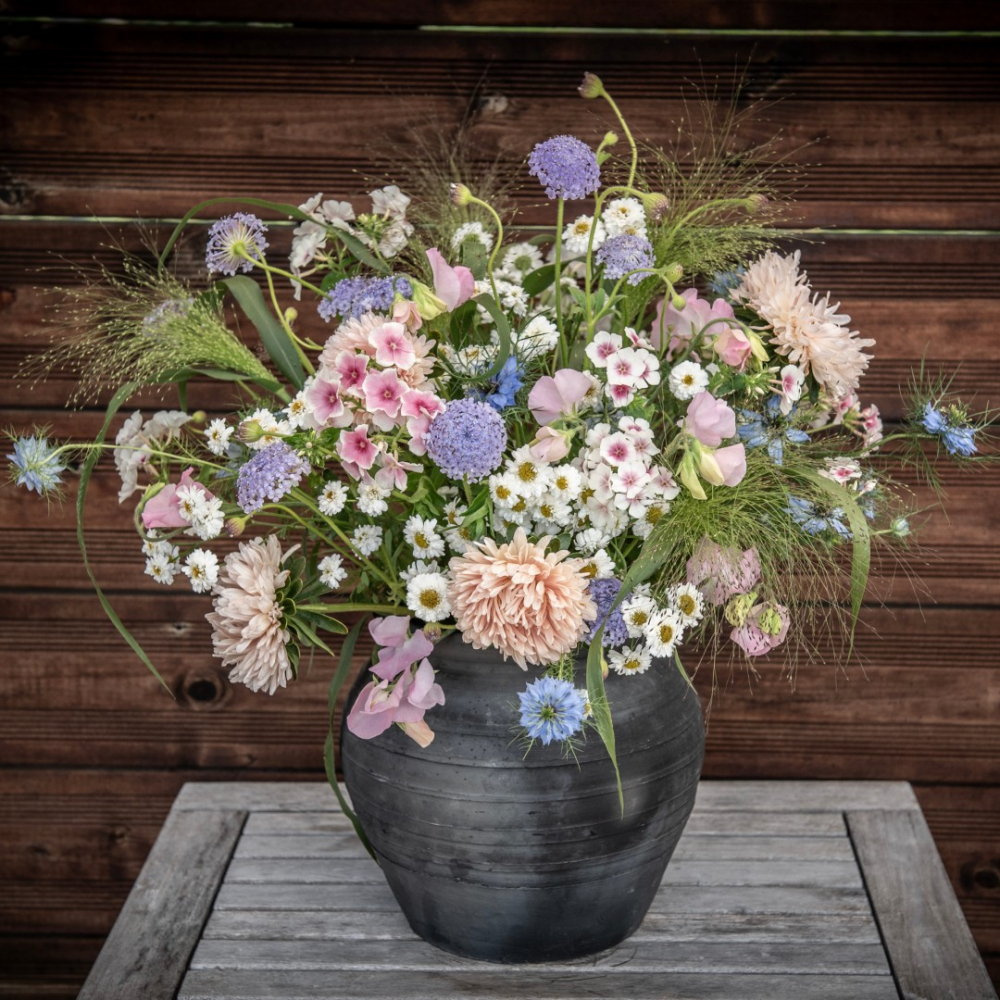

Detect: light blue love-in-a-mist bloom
7,435,66,495
518,676,588,746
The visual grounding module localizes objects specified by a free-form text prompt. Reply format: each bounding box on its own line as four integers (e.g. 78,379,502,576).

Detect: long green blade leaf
220,275,305,390
586,629,623,815
78,383,172,695
473,293,512,379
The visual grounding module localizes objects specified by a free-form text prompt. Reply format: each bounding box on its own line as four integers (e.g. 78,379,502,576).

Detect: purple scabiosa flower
584,577,630,647
527,135,601,201
317,275,413,322
236,441,311,514
205,213,269,276
518,676,587,745
596,234,655,285
425,398,507,482
7,435,66,494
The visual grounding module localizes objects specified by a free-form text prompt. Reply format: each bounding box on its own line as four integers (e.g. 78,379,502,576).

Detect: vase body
340,633,705,963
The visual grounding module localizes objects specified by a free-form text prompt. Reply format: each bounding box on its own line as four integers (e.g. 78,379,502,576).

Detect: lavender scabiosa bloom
584,577,630,647
317,275,413,322
596,234,655,285
205,213,269,275
7,435,66,494
236,441,311,514
518,676,587,745
425,398,507,482
527,135,601,201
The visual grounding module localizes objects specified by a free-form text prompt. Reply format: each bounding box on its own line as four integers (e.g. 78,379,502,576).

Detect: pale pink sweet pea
730,604,790,656
529,426,571,462
305,375,353,429
426,247,475,310
142,468,215,530
713,326,753,370
337,425,379,473
362,368,406,419
346,657,445,744
685,392,736,447
369,322,416,371
369,617,436,681
651,289,736,356
698,443,747,488
686,536,761,605
392,298,423,332
528,368,594,426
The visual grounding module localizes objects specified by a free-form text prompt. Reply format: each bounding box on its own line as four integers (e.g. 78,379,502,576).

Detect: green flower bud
578,72,605,99
642,192,670,222
663,262,684,284
408,279,448,321
450,183,473,207
236,419,264,444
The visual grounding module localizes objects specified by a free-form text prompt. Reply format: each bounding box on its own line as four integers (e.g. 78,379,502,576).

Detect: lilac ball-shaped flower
318,275,413,322
237,441,311,514
585,577,630,647
425,398,507,482
596,234,655,285
527,135,601,201
205,213,269,276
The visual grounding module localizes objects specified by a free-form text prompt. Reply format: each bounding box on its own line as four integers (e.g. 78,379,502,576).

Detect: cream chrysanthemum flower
206,535,292,696
734,250,875,398
448,528,596,669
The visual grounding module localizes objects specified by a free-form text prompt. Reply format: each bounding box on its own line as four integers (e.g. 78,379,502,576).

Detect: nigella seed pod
745,193,769,215
578,72,604,99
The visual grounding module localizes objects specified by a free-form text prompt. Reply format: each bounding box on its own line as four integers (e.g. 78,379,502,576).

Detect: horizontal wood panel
1,26,999,227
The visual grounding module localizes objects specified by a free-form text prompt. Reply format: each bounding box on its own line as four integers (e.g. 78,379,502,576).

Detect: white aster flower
505,446,551,499
351,524,383,556
318,480,348,516
175,484,209,525
442,499,468,528
183,548,220,594
670,583,705,627
516,315,560,360
550,465,583,501
445,524,475,554
285,390,312,431
562,215,607,255
451,221,494,253
205,419,233,457
406,571,452,622
187,496,225,541
644,609,685,658
576,547,616,581
497,279,529,318
532,495,573,528
577,689,594,718
400,559,441,584
357,478,391,517
608,644,653,676
318,553,348,590
602,197,647,239
489,473,520,510
144,553,177,586
668,361,710,400
631,500,670,539
501,242,544,278
244,408,291,451
404,515,446,559
574,526,612,555
621,594,657,639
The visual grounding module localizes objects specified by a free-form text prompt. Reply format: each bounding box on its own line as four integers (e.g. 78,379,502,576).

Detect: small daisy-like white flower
497,280,529,318
517,315,559,360
621,594,657,639
501,241,544,278
445,524,475,554
533,495,573,528
562,214,607,255
451,221,494,253
243,408,289,450
505,445,551,499
285,390,311,431
550,464,583,501
406,571,452,622
574,526,612,555
142,533,179,562
187,496,225,541
576,547,616,581
671,583,705,627
631,500,670,539
608,644,653,676
144,553,177,586
400,559,441,584
489,472,521,510
442,499,467,528
205,419,233,457
404,515,446,559
602,197,648,239
183,548,220,594
668,361,709,401
318,553,348,590
318,481,348,516
351,524,383,556
644,609,685,658
357,478,391,517
175,484,209,525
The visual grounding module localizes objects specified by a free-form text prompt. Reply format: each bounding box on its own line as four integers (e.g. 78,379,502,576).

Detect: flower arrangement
9,73,992,799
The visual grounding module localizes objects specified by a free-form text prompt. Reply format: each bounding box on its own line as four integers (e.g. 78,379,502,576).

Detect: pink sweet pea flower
305,375,353,429
426,247,475,310
142,467,215,530
334,351,369,395
685,392,736,447
369,322,416,371
686,536,761,605
375,452,422,491
362,368,406,419
392,298,423,332
651,289,736,357
369,617,436,681
529,426,571,462
730,603,790,657
337,425,379,472
713,326,753,370
346,657,445,744
528,368,595,426
698,443,747,488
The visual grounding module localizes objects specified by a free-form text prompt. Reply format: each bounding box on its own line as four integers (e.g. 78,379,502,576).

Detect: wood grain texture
77,807,246,1000
849,809,999,1000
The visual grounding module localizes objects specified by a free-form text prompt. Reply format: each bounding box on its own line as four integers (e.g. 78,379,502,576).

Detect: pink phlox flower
629,347,661,388
584,331,623,369
337,425,380,473
599,432,636,466
305,374,353,429
832,391,858,425
406,413,433,456
685,392,736,447
605,381,636,407
142,467,215,529
375,452,422,491
860,403,883,447
650,465,681,499
369,322,416,371
610,460,651,500
606,347,645,387
686,536,761,605
400,388,446,420
333,351,369,395
528,368,594,426
624,326,654,350
426,247,475,310
778,364,806,416
730,603,790,657
362,367,406,419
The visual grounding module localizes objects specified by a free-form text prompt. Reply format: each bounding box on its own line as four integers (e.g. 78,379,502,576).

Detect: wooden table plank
849,809,999,1000
76,807,246,1000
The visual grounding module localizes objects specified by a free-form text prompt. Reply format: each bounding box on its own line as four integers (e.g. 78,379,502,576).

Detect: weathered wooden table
79,781,997,1000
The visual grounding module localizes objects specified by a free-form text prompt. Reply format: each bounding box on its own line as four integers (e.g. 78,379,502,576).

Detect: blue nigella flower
518,676,587,746
706,266,745,300
527,135,601,201
7,435,66,494
942,425,977,457
596,234,654,285
470,356,523,412
205,213,269,276
318,275,412,322
920,403,948,435
785,495,853,540
584,577,630,647
738,397,810,466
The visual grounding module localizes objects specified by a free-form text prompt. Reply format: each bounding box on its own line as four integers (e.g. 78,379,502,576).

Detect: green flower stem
59,442,226,472
599,91,638,189
263,267,315,376
467,194,506,304
299,602,409,615
239,253,328,299
553,198,565,353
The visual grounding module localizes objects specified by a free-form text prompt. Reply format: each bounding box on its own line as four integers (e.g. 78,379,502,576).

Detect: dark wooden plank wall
1,6,999,996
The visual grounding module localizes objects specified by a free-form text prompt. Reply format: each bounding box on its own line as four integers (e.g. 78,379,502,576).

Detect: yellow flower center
495,484,511,500
573,221,590,235
623,658,641,671
682,374,695,386
646,507,664,525
511,497,527,513
580,487,595,503
678,594,696,616
540,504,554,518
419,589,440,610
414,532,428,549
517,462,537,483
629,610,648,628
555,475,569,490
659,624,674,644
580,562,597,579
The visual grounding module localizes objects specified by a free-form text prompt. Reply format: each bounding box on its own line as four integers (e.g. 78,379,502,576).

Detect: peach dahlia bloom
206,535,292,695
448,529,596,668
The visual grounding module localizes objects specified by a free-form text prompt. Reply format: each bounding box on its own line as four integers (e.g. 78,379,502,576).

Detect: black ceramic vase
340,632,705,963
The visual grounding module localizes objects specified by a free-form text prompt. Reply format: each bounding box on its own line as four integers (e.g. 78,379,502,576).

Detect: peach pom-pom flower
448,528,596,668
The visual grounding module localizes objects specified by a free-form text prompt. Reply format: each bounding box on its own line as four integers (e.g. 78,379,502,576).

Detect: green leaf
586,630,623,815
324,616,377,861
522,265,556,296
78,383,172,695
459,239,489,280
472,293,512,379
328,227,388,274
220,275,305,390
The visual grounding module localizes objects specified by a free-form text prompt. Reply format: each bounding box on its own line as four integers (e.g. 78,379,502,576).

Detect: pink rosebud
713,326,752,370
426,247,475,310
529,426,570,462
685,392,736,447
142,467,215,530
528,368,594,426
